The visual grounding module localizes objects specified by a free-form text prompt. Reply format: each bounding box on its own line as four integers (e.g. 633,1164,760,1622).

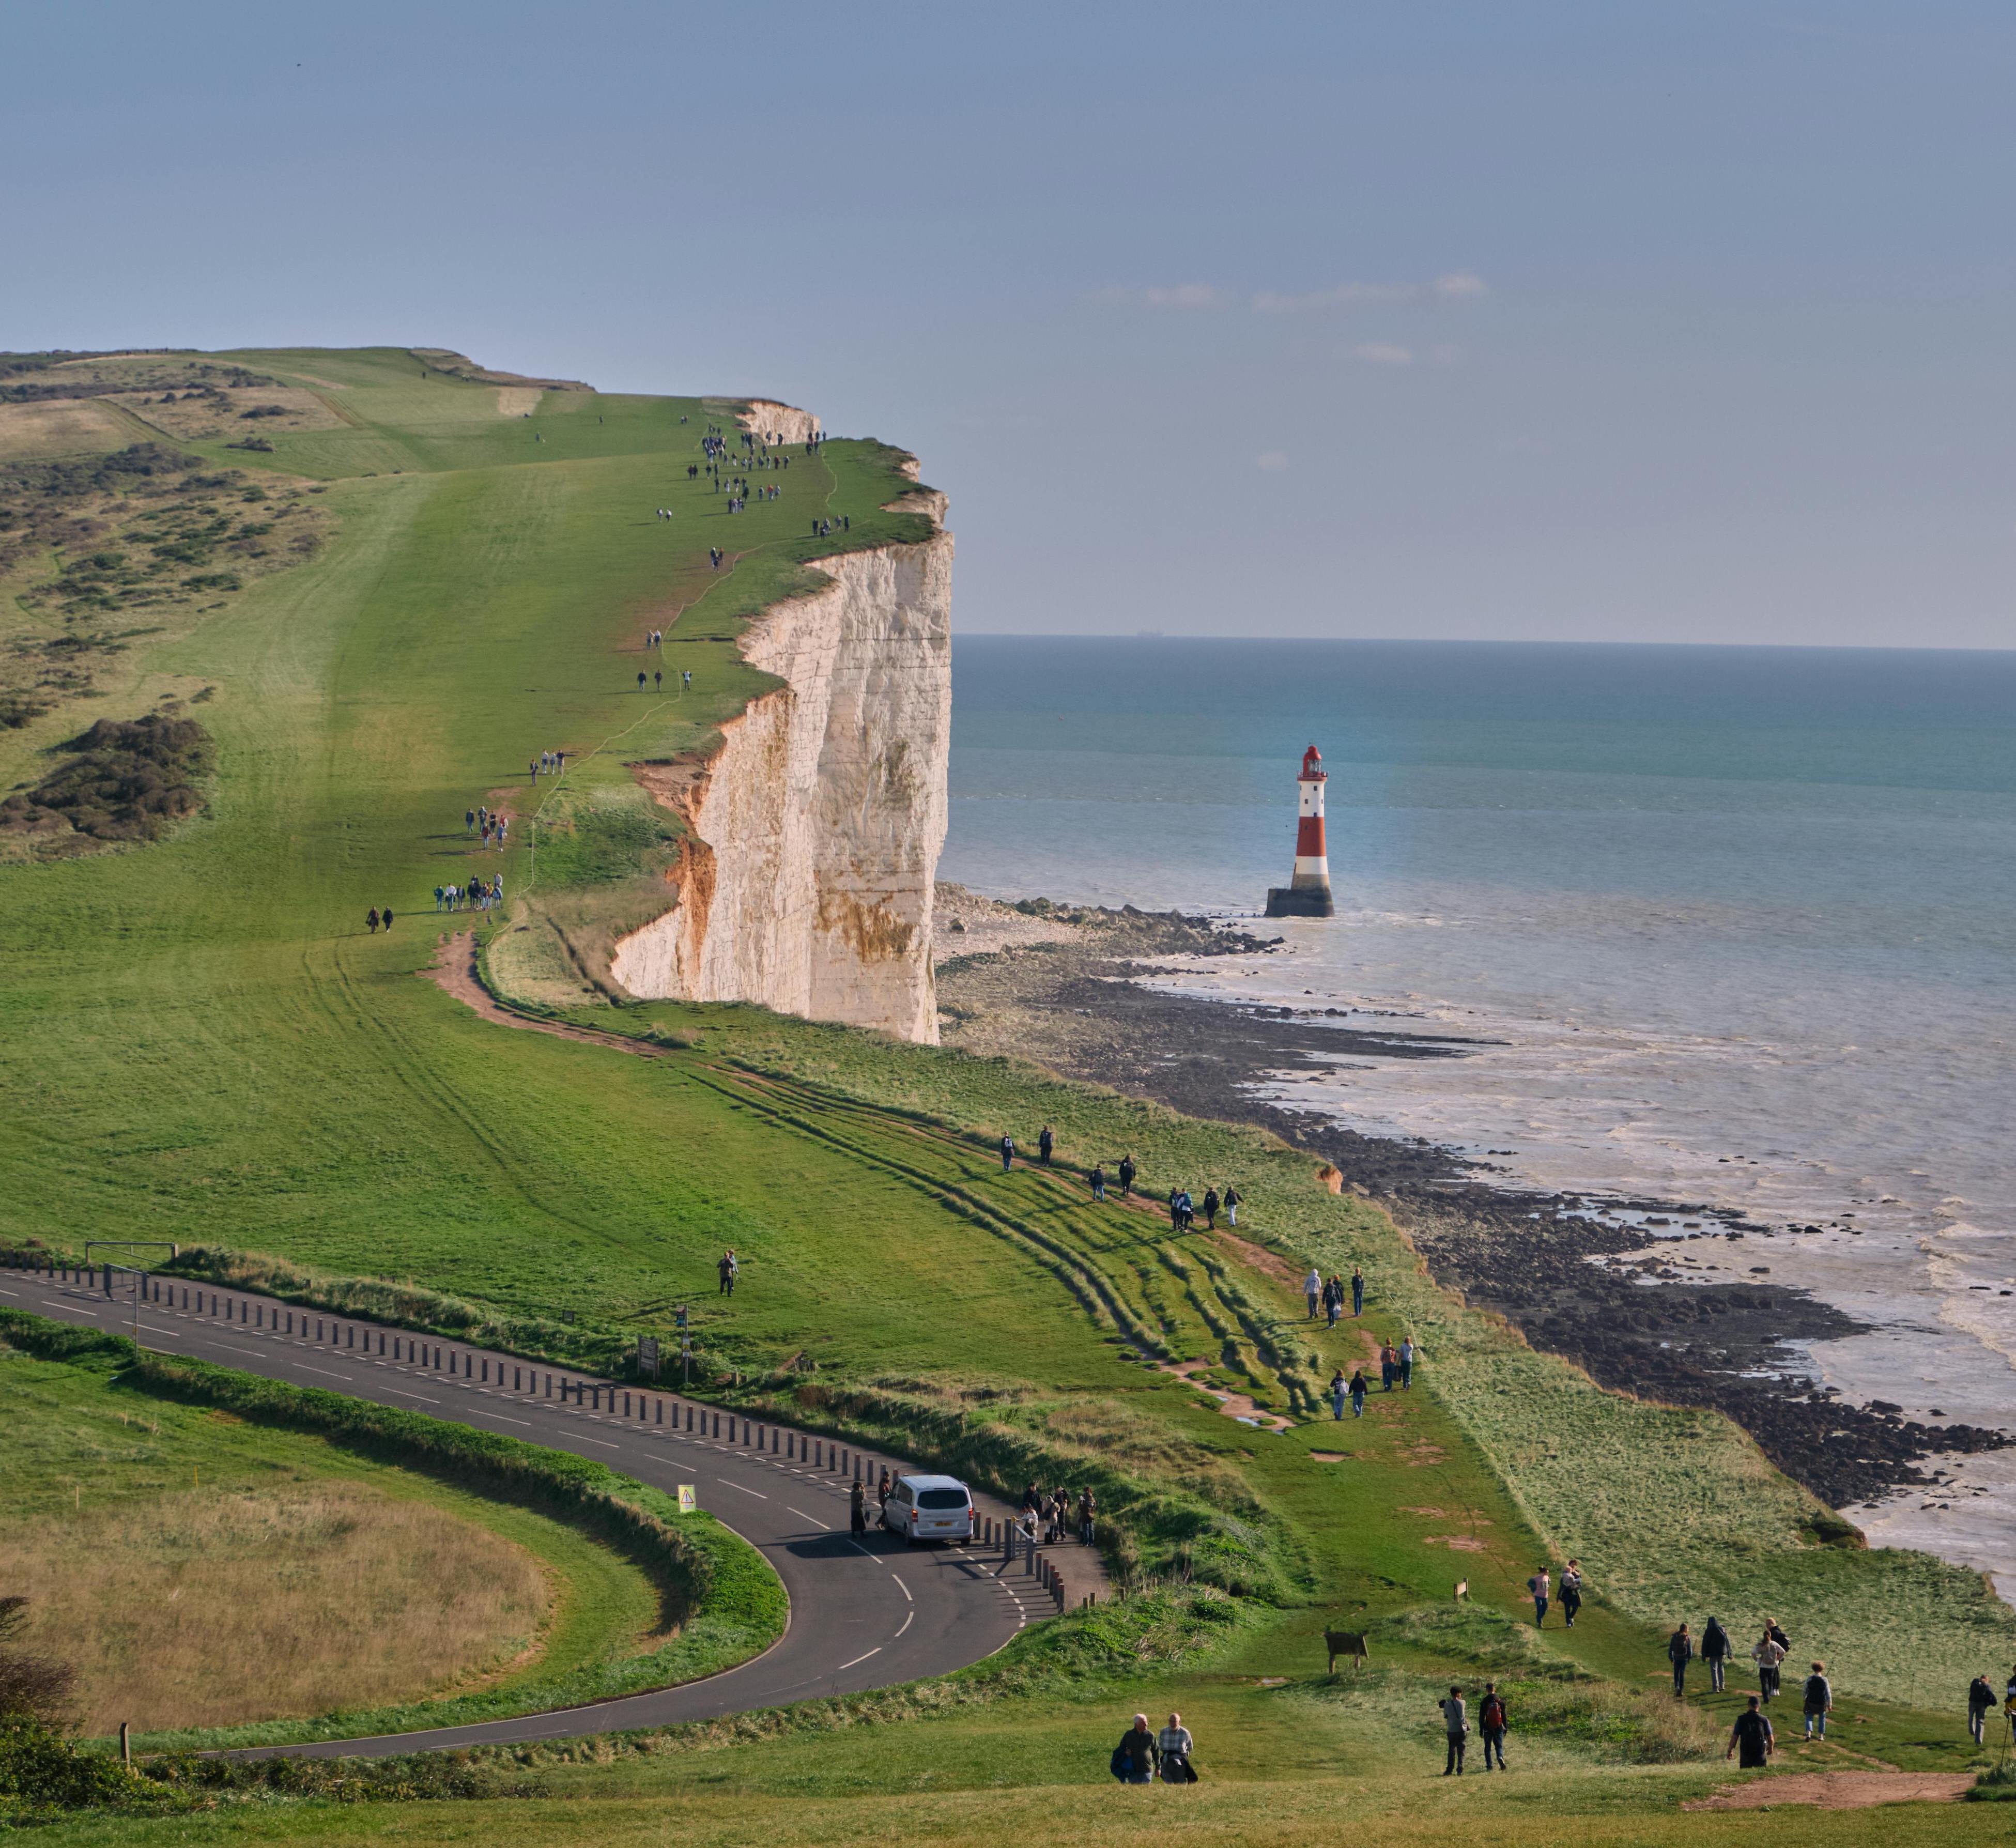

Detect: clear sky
11,3,2012,646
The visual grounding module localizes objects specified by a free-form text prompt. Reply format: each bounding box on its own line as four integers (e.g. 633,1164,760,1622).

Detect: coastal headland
0,347,2010,1837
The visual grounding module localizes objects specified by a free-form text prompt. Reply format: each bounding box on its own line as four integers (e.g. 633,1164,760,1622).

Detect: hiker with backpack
1669,1622,1695,1697
1478,1682,1509,1770
1802,1663,1833,1739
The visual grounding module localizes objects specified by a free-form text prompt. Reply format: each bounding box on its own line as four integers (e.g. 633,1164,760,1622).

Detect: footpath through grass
0,350,2004,1829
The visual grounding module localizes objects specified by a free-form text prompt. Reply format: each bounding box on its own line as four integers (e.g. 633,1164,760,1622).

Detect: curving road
0,1264,1061,1757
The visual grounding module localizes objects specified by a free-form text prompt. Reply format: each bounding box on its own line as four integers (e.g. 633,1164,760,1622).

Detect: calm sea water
943,637,2016,1573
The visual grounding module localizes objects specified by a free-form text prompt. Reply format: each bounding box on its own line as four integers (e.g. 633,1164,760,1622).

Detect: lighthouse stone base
1265,886,1335,919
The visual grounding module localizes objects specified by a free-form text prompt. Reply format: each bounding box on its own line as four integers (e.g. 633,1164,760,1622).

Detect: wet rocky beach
933,894,2008,1515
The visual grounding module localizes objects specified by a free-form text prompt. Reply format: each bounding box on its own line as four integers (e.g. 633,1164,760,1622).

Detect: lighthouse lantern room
1264,744,1336,918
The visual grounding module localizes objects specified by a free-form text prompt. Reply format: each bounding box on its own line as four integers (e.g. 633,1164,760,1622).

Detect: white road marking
379,1388,442,1404
890,1576,912,1602
787,1506,830,1529
721,1482,767,1499
834,1647,883,1672
481,1413,532,1427
574,1436,620,1449
299,1365,354,1381
895,1611,914,1638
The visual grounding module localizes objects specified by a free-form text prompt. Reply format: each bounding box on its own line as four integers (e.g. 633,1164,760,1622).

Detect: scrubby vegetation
0,710,213,844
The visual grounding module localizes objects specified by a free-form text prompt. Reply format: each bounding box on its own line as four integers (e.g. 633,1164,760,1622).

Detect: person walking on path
1967,1674,1996,1746
1727,1695,1774,1768
1305,1267,1323,1320
1111,1714,1158,1785
1440,1687,1469,1776
365,907,379,933
466,807,476,834
1753,1627,1787,1702
380,906,393,931
1323,1273,1343,1327
1201,1187,1220,1230
1117,1155,1135,1198
716,1249,738,1297
1330,1370,1348,1421
1157,1714,1196,1783
1349,1368,1368,1417
1702,1616,1730,1690
1669,1623,1694,1697
1351,1266,1365,1316
1559,1560,1584,1629
1400,1335,1418,1388
1380,1342,1396,1391
1528,1567,1551,1628
1079,1486,1096,1546
1000,1134,1014,1172
1038,1126,1054,1165
1802,1664,1833,1739
1090,1164,1106,1201
433,885,445,913
1478,1682,1509,1770
850,1479,867,1535
1223,1184,1240,1226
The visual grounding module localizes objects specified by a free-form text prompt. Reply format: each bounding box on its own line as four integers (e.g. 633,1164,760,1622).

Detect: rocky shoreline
932,889,2008,1515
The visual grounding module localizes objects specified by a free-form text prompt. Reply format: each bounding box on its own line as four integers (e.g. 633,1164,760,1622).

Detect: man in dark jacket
1117,1154,1135,1198
1111,1713,1158,1784
1702,1616,1730,1691
1478,1681,1509,1770
1038,1125,1054,1165
1726,1696,1774,1768
1967,1674,1996,1746
1669,1623,1694,1697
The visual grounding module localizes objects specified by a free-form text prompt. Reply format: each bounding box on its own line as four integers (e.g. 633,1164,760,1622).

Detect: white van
880,1473,976,1545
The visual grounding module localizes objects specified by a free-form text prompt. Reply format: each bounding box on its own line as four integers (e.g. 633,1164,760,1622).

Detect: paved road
0,1265,1048,1757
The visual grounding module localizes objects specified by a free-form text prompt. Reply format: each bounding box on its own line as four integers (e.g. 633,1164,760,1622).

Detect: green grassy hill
0,348,2007,1838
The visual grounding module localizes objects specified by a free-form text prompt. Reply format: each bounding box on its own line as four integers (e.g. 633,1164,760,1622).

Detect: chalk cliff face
609,417,951,1044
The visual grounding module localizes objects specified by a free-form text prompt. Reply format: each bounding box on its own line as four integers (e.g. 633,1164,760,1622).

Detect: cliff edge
610,407,952,1043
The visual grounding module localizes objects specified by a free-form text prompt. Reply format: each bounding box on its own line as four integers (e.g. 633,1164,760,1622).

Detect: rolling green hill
1,349,2007,1838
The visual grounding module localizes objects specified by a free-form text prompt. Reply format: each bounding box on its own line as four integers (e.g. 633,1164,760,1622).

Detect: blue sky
11,3,2012,646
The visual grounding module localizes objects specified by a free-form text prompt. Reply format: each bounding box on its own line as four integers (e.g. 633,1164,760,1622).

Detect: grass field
0,348,2007,1832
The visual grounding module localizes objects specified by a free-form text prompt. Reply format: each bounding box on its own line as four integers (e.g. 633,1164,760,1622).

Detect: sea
942,635,2016,1587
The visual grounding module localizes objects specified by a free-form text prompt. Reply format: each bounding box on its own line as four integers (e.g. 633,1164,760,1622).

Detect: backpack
1481,1695,1505,1730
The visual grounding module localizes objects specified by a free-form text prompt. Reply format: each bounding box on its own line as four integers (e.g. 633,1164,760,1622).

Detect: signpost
637,1335,660,1380
676,1484,697,1514
675,1304,691,1387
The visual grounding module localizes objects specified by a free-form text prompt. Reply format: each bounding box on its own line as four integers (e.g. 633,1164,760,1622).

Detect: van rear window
918,1488,968,1510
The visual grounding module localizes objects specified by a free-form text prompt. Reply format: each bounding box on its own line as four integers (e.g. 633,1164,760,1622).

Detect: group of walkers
465,805,510,849
364,905,395,932
998,1131,1245,1238
435,875,502,913
716,1248,739,1296
529,748,568,781
1304,1266,1365,1323
1438,1681,1513,1773
1020,1480,1097,1547
1523,1562,1586,1628
1319,1337,1419,1418
812,515,849,538
1110,1712,1197,1784
1163,1184,1238,1231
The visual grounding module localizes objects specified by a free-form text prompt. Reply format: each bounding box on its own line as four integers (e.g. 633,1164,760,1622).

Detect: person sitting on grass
1727,1695,1774,1768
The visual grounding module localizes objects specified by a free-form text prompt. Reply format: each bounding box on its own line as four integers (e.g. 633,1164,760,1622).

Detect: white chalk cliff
609,411,951,1044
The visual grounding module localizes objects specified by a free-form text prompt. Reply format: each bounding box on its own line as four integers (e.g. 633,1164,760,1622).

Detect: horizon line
951,633,2016,655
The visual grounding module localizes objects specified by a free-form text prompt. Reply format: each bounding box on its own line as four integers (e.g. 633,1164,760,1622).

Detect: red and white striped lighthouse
1265,744,1336,918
